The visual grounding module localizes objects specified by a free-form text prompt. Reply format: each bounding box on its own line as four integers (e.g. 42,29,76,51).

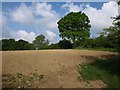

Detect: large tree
57,12,91,43
100,15,120,51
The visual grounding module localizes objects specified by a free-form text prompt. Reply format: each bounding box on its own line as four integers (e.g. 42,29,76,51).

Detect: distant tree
101,14,120,51
28,43,35,50
33,35,46,49
46,39,49,45
48,43,59,49
33,34,49,50
0,40,2,51
58,39,72,49
118,0,120,5
2,39,8,51
9,39,16,50
15,39,30,50
2,39,16,51
57,12,91,43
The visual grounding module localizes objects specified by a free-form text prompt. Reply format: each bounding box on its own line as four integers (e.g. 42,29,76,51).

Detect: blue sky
1,1,118,43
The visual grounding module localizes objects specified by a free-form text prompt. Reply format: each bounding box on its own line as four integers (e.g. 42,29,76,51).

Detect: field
2,50,117,88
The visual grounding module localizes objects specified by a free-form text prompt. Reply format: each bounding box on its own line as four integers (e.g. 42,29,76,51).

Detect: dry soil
2,49,117,88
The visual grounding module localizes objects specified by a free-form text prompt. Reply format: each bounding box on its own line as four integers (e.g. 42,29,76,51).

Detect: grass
79,55,120,88
74,47,117,52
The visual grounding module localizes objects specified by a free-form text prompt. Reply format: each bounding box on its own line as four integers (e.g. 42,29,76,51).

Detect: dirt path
2,50,116,88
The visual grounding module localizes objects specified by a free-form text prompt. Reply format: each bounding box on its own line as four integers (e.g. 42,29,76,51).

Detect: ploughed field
2,50,117,88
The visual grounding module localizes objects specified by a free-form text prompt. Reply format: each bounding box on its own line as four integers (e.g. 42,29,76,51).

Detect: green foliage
48,43,59,49
58,39,72,49
33,34,49,50
2,39,16,51
80,55,120,88
0,40,2,51
15,39,31,50
33,35,46,49
73,40,81,48
57,12,91,43
1,34,49,51
28,43,35,50
38,43,49,50
1,39,35,51
100,15,120,52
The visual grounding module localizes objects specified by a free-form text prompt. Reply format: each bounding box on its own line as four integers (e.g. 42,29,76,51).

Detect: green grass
79,55,120,88
74,47,117,52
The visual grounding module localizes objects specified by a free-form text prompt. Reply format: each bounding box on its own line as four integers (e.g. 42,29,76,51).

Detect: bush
58,39,72,49
38,44,49,50
2,39,16,51
48,43,59,49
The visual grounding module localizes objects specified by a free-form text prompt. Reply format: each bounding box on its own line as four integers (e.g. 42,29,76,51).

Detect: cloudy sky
1,1,118,43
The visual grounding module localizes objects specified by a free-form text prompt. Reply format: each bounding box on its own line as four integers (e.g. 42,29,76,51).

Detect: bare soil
2,49,117,88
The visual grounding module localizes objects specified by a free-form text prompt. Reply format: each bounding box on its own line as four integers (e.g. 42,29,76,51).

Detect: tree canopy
57,12,91,43
1,39,35,51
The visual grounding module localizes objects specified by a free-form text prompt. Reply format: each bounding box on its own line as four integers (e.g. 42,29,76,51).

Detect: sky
1,1,118,43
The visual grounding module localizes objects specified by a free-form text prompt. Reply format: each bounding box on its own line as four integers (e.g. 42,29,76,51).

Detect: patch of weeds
33,73,44,81
9,75,16,82
79,55,120,88
26,76,33,81
16,72,23,78
2,73,44,88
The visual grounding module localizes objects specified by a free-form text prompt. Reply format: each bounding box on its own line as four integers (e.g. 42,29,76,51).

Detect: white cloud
11,3,34,24
62,1,118,37
34,2,57,18
1,14,8,39
62,3,81,12
11,30,36,43
34,2,60,30
6,2,60,42
46,30,56,41
2,13,36,42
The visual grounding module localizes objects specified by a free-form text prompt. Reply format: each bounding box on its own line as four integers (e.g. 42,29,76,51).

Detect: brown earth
2,49,117,88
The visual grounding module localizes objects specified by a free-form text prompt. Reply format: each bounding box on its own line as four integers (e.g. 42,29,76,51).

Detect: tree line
1,10,120,52
0,35,72,50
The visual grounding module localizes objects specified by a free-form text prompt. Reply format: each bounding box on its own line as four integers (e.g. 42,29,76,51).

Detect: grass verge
79,55,120,88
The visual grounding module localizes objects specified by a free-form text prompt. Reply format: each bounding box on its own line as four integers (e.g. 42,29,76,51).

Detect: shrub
48,43,59,49
58,39,72,49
